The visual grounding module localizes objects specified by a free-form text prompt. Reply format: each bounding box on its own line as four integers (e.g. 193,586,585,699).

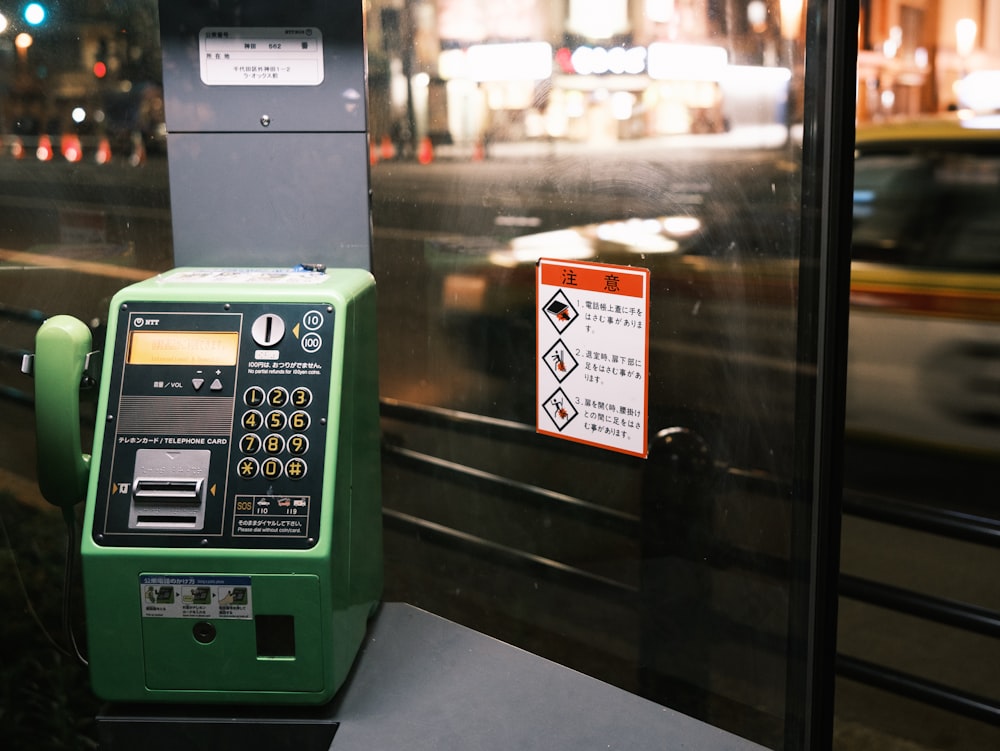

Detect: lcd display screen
127,331,240,366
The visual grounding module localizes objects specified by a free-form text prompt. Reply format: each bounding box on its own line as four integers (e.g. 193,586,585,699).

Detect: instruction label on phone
139,575,253,620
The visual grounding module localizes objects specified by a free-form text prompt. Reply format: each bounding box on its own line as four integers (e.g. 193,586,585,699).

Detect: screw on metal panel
260,114,271,127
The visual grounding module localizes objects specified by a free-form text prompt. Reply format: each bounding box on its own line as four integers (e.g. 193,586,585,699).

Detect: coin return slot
256,615,296,658
134,514,201,526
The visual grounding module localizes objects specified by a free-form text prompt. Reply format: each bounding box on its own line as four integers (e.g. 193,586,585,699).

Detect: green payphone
31,266,382,705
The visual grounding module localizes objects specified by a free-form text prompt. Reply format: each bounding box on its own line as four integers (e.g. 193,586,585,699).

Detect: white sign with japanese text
199,28,324,86
536,259,649,457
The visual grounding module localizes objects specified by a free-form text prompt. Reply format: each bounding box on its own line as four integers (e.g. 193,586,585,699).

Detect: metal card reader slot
129,449,211,530
134,479,204,501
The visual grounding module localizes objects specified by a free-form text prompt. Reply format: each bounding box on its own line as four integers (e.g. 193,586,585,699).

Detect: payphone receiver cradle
31,314,95,515
33,267,382,707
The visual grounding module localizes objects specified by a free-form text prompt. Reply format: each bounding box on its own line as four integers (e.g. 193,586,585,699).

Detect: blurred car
428,165,804,473
429,114,1000,465
848,114,1000,457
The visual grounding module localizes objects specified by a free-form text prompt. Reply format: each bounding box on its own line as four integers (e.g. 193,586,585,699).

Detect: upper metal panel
159,0,367,134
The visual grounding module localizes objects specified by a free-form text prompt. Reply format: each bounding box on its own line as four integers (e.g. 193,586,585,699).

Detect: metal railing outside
380,398,1000,728
1,350,996,727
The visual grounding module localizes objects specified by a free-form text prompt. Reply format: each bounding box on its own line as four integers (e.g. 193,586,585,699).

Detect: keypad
244,386,265,407
238,385,313,481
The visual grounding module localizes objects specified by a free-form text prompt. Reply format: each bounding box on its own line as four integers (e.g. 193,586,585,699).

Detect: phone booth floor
97,603,768,751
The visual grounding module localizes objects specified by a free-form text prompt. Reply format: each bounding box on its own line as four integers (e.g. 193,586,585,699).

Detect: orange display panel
127,331,240,366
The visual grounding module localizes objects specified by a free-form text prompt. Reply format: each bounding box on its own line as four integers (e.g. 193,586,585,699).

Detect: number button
237,458,259,479
285,458,307,480
262,458,283,481
266,410,287,431
244,386,265,407
289,410,311,431
291,387,312,408
264,434,285,455
288,434,309,455
242,410,263,431
240,434,261,454
267,387,289,408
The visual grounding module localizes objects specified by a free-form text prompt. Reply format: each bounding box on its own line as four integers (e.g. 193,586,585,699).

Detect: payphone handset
33,267,382,704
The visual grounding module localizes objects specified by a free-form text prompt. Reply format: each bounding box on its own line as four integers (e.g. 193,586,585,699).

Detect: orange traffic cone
417,136,433,165
472,139,485,162
61,134,83,162
369,140,379,165
380,135,396,161
129,132,146,166
36,135,53,161
10,136,24,159
95,137,112,165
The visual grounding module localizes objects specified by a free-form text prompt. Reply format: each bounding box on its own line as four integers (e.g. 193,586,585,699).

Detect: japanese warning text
536,259,650,457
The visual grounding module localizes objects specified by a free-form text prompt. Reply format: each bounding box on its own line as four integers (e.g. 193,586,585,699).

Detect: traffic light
93,39,107,78
22,3,46,26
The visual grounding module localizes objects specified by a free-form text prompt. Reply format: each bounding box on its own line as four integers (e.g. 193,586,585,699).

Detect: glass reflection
370,1,811,748
0,1,851,749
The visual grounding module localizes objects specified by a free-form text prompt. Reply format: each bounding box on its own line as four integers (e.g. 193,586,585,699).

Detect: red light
556,47,574,74
93,61,107,78
36,134,53,161
61,134,83,162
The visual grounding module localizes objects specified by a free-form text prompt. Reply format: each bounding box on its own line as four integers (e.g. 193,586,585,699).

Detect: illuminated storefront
857,0,1000,120
366,0,1000,153
369,0,798,152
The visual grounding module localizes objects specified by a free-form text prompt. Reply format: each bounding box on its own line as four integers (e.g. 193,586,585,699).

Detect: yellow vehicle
848,115,1000,456
429,114,1000,468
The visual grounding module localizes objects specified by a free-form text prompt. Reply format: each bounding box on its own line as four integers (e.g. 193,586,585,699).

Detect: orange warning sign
536,258,650,458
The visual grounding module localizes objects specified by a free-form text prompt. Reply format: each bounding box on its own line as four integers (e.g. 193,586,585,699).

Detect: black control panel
91,301,336,549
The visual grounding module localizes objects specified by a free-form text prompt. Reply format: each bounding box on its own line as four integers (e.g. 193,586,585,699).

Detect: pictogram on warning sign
542,290,579,333
541,388,578,431
536,258,650,457
542,340,579,383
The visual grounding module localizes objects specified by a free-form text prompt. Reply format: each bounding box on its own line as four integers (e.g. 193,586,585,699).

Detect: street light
955,18,977,58
955,18,977,79
747,1,767,33
779,0,804,41
23,2,46,27
779,0,804,147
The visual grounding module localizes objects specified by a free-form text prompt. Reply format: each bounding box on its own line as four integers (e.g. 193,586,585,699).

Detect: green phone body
64,267,382,704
